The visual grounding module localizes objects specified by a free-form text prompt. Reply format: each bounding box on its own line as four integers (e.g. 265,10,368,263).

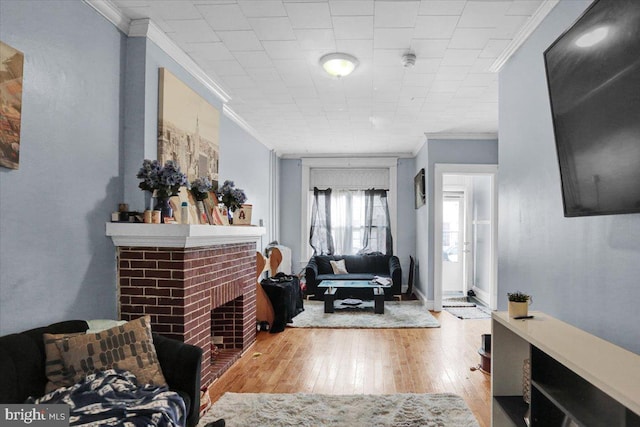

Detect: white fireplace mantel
106,223,266,248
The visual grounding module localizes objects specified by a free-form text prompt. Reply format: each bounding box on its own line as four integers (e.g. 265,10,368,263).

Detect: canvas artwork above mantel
157,67,220,183
0,40,24,170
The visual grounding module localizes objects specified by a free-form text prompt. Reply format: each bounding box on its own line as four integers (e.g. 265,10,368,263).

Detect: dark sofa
305,254,402,300
0,320,203,427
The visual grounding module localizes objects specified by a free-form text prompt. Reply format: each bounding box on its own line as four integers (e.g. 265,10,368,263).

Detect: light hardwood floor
208,310,491,426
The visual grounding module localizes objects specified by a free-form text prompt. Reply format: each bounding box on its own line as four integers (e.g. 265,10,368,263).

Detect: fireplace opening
210,295,246,380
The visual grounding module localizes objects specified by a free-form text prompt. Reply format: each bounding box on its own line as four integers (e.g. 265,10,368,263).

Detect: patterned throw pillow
330,259,349,274
54,315,166,388
43,332,85,393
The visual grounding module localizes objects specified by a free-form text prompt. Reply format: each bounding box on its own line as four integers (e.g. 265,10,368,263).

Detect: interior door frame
433,163,498,311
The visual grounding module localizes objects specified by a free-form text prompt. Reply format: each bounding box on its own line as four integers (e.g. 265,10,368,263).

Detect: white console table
491,311,640,426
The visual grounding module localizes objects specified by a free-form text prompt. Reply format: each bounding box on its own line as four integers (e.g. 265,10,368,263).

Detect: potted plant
215,180,247,224
507,291,531,318
137,159,189,222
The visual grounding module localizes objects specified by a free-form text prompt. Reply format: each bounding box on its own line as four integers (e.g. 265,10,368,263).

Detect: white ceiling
108,0,551,156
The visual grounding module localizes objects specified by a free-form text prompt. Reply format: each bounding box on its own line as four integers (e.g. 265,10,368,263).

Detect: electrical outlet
212,336,224,345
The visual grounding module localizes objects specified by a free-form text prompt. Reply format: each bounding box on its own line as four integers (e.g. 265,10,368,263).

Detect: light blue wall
396,158,417,280
278,157,417,281
499,0,640,354
279,159,303,267
218,117,272,248
0,0,124,333
414,139,499,300
0,1,273,335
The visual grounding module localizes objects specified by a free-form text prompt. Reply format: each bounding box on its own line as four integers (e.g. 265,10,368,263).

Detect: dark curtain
309,187,335,255
360,189,393,255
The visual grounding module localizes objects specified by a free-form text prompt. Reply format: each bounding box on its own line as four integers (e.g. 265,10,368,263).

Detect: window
310,188,392,255
301,157,398,260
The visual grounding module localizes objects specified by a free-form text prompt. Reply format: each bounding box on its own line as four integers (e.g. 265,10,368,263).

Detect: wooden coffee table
318,279,391,314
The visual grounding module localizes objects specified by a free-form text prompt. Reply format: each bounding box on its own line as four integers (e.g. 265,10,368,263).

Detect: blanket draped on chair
29,369,185,427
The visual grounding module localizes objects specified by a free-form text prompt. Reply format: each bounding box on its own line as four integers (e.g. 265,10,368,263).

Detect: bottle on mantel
181,202,189,224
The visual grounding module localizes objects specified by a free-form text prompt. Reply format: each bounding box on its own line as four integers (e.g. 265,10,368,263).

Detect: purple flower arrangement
215,180,247,212
137,159,189,199
190,177,213,201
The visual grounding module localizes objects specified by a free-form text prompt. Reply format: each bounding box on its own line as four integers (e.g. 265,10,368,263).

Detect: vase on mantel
154,197,173,224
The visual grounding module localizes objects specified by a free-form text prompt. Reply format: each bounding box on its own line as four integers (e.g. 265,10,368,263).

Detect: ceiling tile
457,1,512,28
469,57,496,73
150,1,202,20
418,0,466,16
204,60,246,76
263,40,303,59
184,42,235,61
413,16,459,39
246,67,282,82
249,17,296,41
448,28,495,49
223,75,257,89
332,16,374,40
402,72,436,87
285,2,332,29
336,40,374,59
492,15,529,39
164,19,220,43
197,4,252,31
373,28,414,49
410,39,449,58
429,80,461,93
480,39,511,58
216,30,263,51
272,59,309,73
440,49,481,66
329,0,374,16
233,51,274,68
237,0,287,17
373,49,407,67
294,29,336,50
374,1,420,28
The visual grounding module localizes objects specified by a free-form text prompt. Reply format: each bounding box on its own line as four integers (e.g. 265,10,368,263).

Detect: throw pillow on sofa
43,332,84,393
330,259,348,274
45,315,166,389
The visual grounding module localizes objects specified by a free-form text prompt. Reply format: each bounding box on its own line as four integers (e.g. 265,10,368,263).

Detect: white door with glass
442,192,466,294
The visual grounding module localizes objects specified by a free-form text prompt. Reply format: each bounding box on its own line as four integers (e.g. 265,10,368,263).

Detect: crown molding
424,132,498,141
84,1,231,104
85,1,276,151
489,0,560,73
128,19,231,104
83,0,130,34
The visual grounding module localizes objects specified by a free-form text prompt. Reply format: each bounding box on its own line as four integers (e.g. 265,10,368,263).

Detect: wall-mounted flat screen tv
544,0,640,217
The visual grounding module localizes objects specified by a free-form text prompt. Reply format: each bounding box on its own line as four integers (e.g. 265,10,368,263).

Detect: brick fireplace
106,224,265,387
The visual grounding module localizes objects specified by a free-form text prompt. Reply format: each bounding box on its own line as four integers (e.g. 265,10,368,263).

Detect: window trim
300,157,398,265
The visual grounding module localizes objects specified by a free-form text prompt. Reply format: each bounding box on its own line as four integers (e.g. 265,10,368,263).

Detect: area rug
444,305,492,320
198,392,479,427
290,300,440,328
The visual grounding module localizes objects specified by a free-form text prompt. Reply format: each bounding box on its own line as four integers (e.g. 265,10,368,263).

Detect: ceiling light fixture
320,53,358,78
